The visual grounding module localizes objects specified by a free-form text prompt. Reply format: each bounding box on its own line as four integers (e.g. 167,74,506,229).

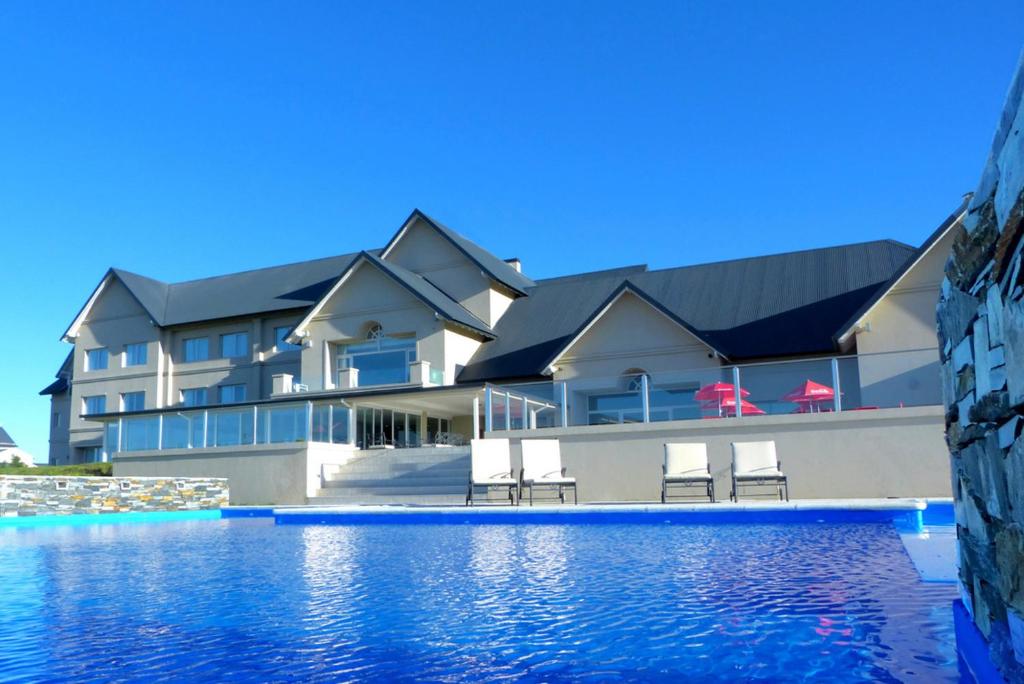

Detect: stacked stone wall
0,476,228,516
938,52,1024,682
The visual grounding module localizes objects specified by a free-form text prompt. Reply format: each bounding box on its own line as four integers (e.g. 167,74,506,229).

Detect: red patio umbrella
708,396,766,416
696,382,751,417
695,382,750,402
783,380,835,413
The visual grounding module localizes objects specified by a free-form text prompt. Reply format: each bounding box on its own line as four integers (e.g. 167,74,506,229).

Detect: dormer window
338,325,416,386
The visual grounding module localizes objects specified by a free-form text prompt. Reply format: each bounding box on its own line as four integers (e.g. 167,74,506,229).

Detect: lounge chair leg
709,480,715,503
529,486,533,507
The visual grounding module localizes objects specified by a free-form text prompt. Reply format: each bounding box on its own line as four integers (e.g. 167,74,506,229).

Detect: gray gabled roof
457,238,917,382
834,196,969,343
39,350,73,396
0,427,15,448
355,253,494,338
67,252,366,337
384,210,536,296
158,252,365,326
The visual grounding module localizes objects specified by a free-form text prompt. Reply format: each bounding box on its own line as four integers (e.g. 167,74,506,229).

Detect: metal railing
485,348,942,431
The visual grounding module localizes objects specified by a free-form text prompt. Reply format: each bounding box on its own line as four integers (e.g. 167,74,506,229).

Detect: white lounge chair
519,439,577,505
730,440,789,501
467,438,518,506
662,443,715,503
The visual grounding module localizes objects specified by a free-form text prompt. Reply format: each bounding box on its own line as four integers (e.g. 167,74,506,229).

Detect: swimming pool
0,513,962,682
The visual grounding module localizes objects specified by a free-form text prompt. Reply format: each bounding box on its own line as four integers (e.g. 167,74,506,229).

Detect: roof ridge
640,238,914,276
535,264,649,284
360,252,494,335
163,250,371,287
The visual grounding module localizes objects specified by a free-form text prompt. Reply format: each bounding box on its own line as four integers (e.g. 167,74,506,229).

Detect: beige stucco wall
384,217,515,327
442,327,483,386
852,227,955,407
69,279,162,456
63,276,305,464
47,390,72,465
489,406,949,502
551,291,723,423
553,292,721,381
299,262,444,390
113,442,355,505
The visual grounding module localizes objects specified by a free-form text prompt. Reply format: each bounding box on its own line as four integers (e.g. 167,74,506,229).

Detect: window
219,384,246,404
181,388,208,407
81,446,103,463
83,395,106,415
275,326,301,352
86,348,108,371
124,342,148,367
221,332,249,358
337,326,416,387
121,391,145,412
183,337,209,362
52,412,61,428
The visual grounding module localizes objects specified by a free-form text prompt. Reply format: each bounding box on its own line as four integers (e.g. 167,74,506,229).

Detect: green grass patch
0,462,113,477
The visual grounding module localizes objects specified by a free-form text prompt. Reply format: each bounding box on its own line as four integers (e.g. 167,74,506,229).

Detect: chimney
504,257,522,273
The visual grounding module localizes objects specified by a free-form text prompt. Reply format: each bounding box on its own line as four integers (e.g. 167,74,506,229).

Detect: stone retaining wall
937,52,1024,681
0,476,228,516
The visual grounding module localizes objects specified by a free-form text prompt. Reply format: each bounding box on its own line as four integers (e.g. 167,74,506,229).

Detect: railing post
472,395,480,439
306,401,313,441
157,414,163,451
253,405,259,443
641,373,650,423
831,358,843,412
560,382,569,427
484,386,493,433
521,395,529,430
732,366,743,417
202,410,208,448
504,393,512,431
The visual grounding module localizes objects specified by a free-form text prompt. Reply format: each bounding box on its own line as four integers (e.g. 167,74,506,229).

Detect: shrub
0,462,113,476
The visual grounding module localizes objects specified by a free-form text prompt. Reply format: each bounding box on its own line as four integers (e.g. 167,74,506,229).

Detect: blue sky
1,2,1022,462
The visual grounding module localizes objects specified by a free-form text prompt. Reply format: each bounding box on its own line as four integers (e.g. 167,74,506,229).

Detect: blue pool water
0,517,962,682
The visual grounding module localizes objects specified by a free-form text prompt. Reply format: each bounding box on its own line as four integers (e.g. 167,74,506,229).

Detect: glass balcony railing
104,401,352,456
484,348,943,431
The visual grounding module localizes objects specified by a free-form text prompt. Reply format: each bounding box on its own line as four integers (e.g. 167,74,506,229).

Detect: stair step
308,493,469,505
316,483,466,496
334,464,469,476
322,475,469,488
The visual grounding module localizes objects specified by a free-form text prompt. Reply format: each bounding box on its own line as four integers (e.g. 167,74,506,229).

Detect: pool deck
265,498,946,526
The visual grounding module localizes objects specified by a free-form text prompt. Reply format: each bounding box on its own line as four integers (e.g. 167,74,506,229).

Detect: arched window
623,368,649,393
338,324,416,386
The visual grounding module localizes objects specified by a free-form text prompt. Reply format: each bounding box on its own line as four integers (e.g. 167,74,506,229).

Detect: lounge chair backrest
521,439,563,481
471,438,512,479
664,443,709,476
731,441,779,475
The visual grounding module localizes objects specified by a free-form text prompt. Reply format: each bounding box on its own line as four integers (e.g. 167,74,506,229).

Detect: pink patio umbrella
708,396,767,417
783,380,835,413
695,382,750,416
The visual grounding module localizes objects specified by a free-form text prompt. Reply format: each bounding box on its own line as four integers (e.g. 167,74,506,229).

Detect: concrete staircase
309,447,472,505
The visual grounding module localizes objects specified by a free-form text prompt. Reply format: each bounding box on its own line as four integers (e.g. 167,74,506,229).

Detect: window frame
121,391,146,412
220,332,249,359
85,348,108,372
183,337,209,363
219,384,247,404
274,326,301,352
180,387,208,408
83,395,107,416
123,342,148,367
